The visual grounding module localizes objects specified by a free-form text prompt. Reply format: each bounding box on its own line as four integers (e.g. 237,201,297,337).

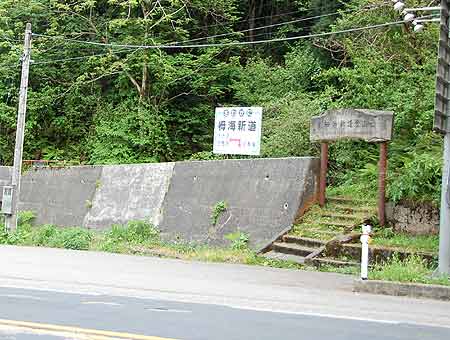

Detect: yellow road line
0,319,179,340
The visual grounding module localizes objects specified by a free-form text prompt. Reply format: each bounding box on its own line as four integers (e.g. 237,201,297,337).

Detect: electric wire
31,6,380,50
169,10,349,46
31,20,408,51
31,11,342,49
172,3,388,46
31,48,133,65
204,5,340,29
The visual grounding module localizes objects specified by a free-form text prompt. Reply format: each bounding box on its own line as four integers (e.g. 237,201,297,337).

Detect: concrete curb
353,279,450,301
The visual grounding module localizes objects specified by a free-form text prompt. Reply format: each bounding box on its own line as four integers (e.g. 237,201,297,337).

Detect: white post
436,0,450,276
360,224,372,280
438,133,450,274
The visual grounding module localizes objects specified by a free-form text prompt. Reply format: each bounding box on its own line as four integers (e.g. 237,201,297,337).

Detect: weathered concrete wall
19,166,102,226
386,201,439,235
84,163,174,229
159,158,319,250
13,158,319,250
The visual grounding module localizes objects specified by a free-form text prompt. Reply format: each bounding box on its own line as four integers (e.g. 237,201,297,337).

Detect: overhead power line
174,4,386,46
31,10,343,49
31,4,383,50
32,20,407,51
170,10,349,46
204,3,347,29
32,48,132,65
205,8,308,29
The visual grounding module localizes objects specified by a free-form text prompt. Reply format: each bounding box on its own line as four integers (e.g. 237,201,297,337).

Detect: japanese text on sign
310,109,393,143
213,107,262,155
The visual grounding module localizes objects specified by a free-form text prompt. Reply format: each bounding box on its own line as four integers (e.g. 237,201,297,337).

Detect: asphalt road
0,246,449,339
0,287,449,340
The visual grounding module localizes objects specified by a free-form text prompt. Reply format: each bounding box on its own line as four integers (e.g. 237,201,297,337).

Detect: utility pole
4,23,32,232
434,0,450,275
393,1,450,274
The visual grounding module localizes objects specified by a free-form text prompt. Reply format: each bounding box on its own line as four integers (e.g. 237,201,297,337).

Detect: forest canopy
0,0,444,204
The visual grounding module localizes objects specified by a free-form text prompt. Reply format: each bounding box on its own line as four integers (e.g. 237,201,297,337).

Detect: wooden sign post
310,109,394,226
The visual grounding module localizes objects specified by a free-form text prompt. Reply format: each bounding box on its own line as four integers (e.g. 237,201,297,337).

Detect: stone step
272,242,317,257
330,205,376,214
338,243,437,264
262,251,306,265
316,221,353,228
304,227,342,235
282,235,326,248
321,213,362,221
327,197,376,205
312,257,359,268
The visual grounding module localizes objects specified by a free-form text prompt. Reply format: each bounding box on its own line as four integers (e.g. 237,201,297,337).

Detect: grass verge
370,255,450,286
0,213,304,271
371,233,439,253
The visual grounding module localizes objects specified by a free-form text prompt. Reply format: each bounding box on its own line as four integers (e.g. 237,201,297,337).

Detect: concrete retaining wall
19,167,102,226
84,163,174,229
159,158,319,250
3,158,319,249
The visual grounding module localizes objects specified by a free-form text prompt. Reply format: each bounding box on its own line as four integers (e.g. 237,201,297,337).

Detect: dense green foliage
0,0,444,203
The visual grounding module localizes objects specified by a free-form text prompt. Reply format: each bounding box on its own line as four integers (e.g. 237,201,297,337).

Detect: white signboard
213,107,262,155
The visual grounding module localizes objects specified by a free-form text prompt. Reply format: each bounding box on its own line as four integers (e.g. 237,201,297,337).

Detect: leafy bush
18,211,36,228
31,225,59,246
87,101,169,164
0,228,8,244
388,150,442,204
2,211,36,245
29,225,92,250
225,231,250,251
54,228,92,250
106,224,129,243
104,221,160,245
126,221,160,244
211,201,227,226
189,152,225,161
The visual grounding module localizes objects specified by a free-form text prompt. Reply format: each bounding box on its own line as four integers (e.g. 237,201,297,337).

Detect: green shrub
0,228,8,244
99,237,127,253
106,224,129,243
126,221,160,244
104,221,160,245
3,212,36,245
31,225,59,246
18,211,36,228
388,149,442,204
211,201,227,226
56,228,92,250
189,152,225,161
225,231,249,251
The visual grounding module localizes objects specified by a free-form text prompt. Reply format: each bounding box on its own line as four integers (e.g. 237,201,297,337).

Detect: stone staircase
262,196,377,267
263,235,325,264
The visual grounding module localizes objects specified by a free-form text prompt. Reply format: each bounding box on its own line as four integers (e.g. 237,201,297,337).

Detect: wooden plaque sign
310,109,394,143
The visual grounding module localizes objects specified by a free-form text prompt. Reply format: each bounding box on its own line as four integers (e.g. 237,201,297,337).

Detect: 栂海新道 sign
213,107,262,156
